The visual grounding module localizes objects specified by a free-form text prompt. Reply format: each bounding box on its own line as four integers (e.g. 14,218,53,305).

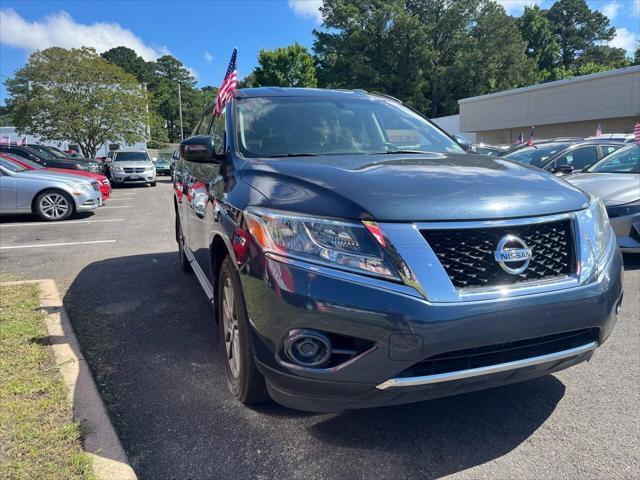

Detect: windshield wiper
371,150,429,155
264,153,319,158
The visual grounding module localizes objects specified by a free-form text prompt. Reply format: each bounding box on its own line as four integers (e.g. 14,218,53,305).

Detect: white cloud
496,0,544,16
633,0,640,16
186,67,198,80
0,8,168,61
608,27,638,55
288,0,322,23
600,1,621,20
203,50,213,63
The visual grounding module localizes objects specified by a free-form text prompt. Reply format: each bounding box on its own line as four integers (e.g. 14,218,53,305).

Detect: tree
252,43,317,87
101,46,155,84
518,5,559,74
635,44,640,65
574,45,630,69
6,47,146,157
547,0,615,67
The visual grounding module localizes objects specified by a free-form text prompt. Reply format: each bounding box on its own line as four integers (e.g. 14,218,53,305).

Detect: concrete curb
2,280,137,480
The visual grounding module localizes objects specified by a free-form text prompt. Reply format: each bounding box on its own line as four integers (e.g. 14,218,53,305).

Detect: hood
240,153,589,221
112,160,154,169
565,173,640,206
16,169,95,186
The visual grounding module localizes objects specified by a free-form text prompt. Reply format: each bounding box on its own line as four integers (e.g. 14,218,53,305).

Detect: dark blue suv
173,88,622,411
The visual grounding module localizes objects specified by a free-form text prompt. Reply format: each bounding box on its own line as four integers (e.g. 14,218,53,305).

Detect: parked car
173,87,621,412
585,133,635,143
471,144,503,156
0,157,102,221
154,157,171,176
0,153,111,201
108,150,156,186
0,145,103,173
34,144,107,174
565,144,640,253
169,148,179,176
502,140,623,175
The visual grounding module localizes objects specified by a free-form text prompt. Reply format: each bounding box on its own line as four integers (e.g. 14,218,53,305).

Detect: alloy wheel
222,276,241,379
40,193,70,220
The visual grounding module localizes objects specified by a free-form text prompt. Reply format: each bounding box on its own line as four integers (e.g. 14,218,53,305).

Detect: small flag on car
0,135,10,145
213,48,238,116
527,126,535,146
634,122,640,145
17,135,28,146
595,124,602,136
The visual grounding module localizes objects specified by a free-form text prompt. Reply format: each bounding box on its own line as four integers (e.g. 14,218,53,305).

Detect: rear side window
601,145,622,156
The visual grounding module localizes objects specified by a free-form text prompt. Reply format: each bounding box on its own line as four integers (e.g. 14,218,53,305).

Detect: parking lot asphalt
1,179,638,480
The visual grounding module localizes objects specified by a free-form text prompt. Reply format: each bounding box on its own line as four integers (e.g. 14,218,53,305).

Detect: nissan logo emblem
494,235,532,274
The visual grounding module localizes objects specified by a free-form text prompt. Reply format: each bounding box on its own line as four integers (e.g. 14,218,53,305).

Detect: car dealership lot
1,179,638,479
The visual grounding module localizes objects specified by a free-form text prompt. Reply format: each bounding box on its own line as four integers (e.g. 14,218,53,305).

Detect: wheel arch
211,233,238,324
30,187,77,214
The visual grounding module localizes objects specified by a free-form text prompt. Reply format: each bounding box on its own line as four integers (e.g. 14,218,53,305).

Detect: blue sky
1,0,638,106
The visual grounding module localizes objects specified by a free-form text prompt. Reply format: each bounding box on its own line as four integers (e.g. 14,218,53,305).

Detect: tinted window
554,146,598,170
504,144,571,167
211,112,225,156
114,151,150,162
0,158,27,172
601,145,622,156
0,153,42,169
27,145,56,159
590,145,640,173
235,96,463,158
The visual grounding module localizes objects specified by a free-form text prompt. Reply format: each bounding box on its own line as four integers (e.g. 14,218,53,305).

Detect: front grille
123,167,145,173
398,329,597,378
421,219,575,289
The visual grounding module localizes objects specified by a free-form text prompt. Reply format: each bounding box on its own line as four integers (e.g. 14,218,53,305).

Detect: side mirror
552,165,574,175
181,135,222,163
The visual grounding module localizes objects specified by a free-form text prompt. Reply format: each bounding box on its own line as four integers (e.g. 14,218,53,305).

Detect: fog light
284,329,332,367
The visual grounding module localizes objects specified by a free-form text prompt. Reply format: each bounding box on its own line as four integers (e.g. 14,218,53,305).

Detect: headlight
244,207,400,280
112,165,123,173
606,200,640,218
75,163,89,171
587,197,613,260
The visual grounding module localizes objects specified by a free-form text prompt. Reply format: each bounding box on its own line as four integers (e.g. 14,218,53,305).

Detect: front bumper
75,193,102,212
241,237,623,412
111,172,155,184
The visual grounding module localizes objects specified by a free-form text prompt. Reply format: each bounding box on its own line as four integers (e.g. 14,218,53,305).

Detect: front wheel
150,181,157,187
34,190,75,221
218,255,268,405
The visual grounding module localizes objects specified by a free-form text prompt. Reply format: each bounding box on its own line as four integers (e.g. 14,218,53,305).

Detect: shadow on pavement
623,253,640,271
65,252,565,480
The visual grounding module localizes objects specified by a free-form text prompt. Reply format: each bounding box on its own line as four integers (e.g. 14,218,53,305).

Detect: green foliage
6,47,146,157
518,5,560,73
547,0,615,67
314,0,537,116
253,43,317,87
101,46,155,84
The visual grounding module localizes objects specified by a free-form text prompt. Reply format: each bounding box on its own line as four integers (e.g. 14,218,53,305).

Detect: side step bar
376,341,597,390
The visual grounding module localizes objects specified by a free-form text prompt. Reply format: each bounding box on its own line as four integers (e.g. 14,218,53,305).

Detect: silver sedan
566,144,640,253
0,156,102,221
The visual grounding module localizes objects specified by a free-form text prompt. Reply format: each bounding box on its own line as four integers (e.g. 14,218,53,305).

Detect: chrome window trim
375,341,596,390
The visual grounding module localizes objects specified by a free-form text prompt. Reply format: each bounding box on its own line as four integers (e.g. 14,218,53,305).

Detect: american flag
17,135,28,146
0,135,10,145
634,122,640,145
213,48,237,116
527,126,535,146
595,123,602,136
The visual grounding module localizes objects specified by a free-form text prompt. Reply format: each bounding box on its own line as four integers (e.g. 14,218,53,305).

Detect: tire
150,181,157,187
34,190,75,221
218,255,268,405
176,216,192,273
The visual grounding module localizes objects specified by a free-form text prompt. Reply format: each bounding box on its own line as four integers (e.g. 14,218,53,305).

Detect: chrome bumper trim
375,341,597,390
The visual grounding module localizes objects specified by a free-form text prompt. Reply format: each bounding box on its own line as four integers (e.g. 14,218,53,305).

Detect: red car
0,153,111,200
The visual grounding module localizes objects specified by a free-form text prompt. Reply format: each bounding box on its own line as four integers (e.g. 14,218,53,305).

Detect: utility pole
177,82,184,141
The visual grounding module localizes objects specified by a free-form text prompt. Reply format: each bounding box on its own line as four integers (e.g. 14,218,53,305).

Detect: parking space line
103,206,132,208
0,219,126,228
1,240,116,250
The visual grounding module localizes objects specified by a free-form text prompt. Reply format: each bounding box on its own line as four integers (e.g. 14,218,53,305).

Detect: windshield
589,144,640,173
503,144,571,167
27,145,57,159
235,96,464,158
44,146,68,158
114,151,150,162
0,157,28,172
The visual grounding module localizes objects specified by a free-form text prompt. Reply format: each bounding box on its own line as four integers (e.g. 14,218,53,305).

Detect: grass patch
0,284,95,480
